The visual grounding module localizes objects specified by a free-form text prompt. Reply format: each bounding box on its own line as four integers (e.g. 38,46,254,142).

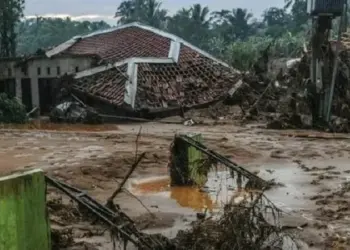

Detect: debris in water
169,134,269,189
131,177,215,212
50,101,102,124
46,175,171,250
172,191,296,250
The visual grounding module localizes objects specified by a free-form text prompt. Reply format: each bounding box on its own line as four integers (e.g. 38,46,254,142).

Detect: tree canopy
0,0,25,57
0,0,311,70
16,18,111,55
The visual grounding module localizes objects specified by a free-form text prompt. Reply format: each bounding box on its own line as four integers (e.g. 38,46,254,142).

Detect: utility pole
307,0,346,124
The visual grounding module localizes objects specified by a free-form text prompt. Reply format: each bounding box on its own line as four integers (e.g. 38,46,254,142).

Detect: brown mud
1,121,350,249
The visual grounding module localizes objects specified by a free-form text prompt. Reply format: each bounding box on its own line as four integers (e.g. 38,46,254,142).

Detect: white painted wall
0,56,93,109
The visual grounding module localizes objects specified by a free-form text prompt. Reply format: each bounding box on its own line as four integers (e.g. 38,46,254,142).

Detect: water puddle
131,171,251,212
132,177,215,211
0,120,118,132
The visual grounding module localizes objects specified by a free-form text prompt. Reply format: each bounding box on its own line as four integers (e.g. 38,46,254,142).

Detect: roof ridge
46,22,231,69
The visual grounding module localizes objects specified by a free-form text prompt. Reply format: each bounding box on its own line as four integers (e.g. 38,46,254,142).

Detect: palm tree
211,8,253,41
145,0,168,29
191,4,211,28
231,8,253,39
167,8,192,36
167,4,211,47
115,0,168,29
290,0,308,31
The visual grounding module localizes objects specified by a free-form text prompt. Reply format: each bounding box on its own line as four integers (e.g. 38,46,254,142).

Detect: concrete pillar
15,77,22,103
0,169,51,250
170,133,204,186
124,62,138,108
31,77,40,109
187,133,206,185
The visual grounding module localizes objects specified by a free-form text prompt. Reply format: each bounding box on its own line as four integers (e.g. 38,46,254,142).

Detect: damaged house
0,23,241,117
0,54,93,113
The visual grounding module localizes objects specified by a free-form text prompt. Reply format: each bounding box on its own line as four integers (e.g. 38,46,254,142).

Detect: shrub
0,93,27,123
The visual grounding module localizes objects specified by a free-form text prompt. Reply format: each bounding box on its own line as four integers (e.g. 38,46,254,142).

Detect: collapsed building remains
187,30,350,133
46,23,241,118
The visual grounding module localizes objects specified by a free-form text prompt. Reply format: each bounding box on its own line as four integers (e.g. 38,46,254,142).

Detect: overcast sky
25,0,284,24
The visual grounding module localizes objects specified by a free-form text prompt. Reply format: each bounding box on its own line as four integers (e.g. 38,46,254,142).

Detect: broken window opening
37,67,41,75
75,66,79,73
21,66,27,76
57,66,61,75
47,67,51,75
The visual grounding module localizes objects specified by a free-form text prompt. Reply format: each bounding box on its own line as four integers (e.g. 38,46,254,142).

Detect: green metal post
187,133,205,186
170,133,204,186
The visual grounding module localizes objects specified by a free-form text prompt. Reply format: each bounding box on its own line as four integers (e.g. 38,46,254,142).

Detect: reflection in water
132,171,255,212
133,177,215,212
0,120,118,131
134,178,169,193
170,187,214,211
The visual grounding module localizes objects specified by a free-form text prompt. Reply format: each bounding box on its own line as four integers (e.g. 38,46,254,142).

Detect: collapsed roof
47,22,241,112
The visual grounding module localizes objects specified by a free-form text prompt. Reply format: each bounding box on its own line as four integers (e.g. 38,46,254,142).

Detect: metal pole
327,12,345,121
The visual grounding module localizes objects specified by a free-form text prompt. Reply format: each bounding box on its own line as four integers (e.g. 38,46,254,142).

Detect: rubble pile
237,69,313,127
49,101,102,124
218,38,350,132
47,23,243,120
172,192,292,250
47,23,350,132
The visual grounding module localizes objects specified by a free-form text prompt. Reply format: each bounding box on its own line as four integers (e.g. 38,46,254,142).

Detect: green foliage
167,4,211,48
211,8,255,41
116,0,168,29
208,32,307,71
115,0,309,70
0,93,27,123
4,0,310,71
224,37,270,71
0,0,25,57
189,158,211,187
16,18,111,55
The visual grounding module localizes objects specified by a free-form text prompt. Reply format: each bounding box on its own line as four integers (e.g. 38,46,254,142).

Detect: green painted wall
0,169,51,250
187,133,206,186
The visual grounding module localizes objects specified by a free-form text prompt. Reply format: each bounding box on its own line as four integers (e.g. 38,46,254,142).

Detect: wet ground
1,120,350,249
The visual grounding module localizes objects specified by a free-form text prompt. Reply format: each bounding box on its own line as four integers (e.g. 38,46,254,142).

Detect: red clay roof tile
73,65,127,105
64,27,171,62
67,26,239,110
135,45,240,109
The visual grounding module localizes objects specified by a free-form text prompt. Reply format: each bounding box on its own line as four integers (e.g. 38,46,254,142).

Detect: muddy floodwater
0,120,119,132
130,172,236,211
132,176,216,211
1,121,350,249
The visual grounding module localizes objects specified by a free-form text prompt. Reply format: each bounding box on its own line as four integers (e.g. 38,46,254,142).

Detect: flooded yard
1,121,350,249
